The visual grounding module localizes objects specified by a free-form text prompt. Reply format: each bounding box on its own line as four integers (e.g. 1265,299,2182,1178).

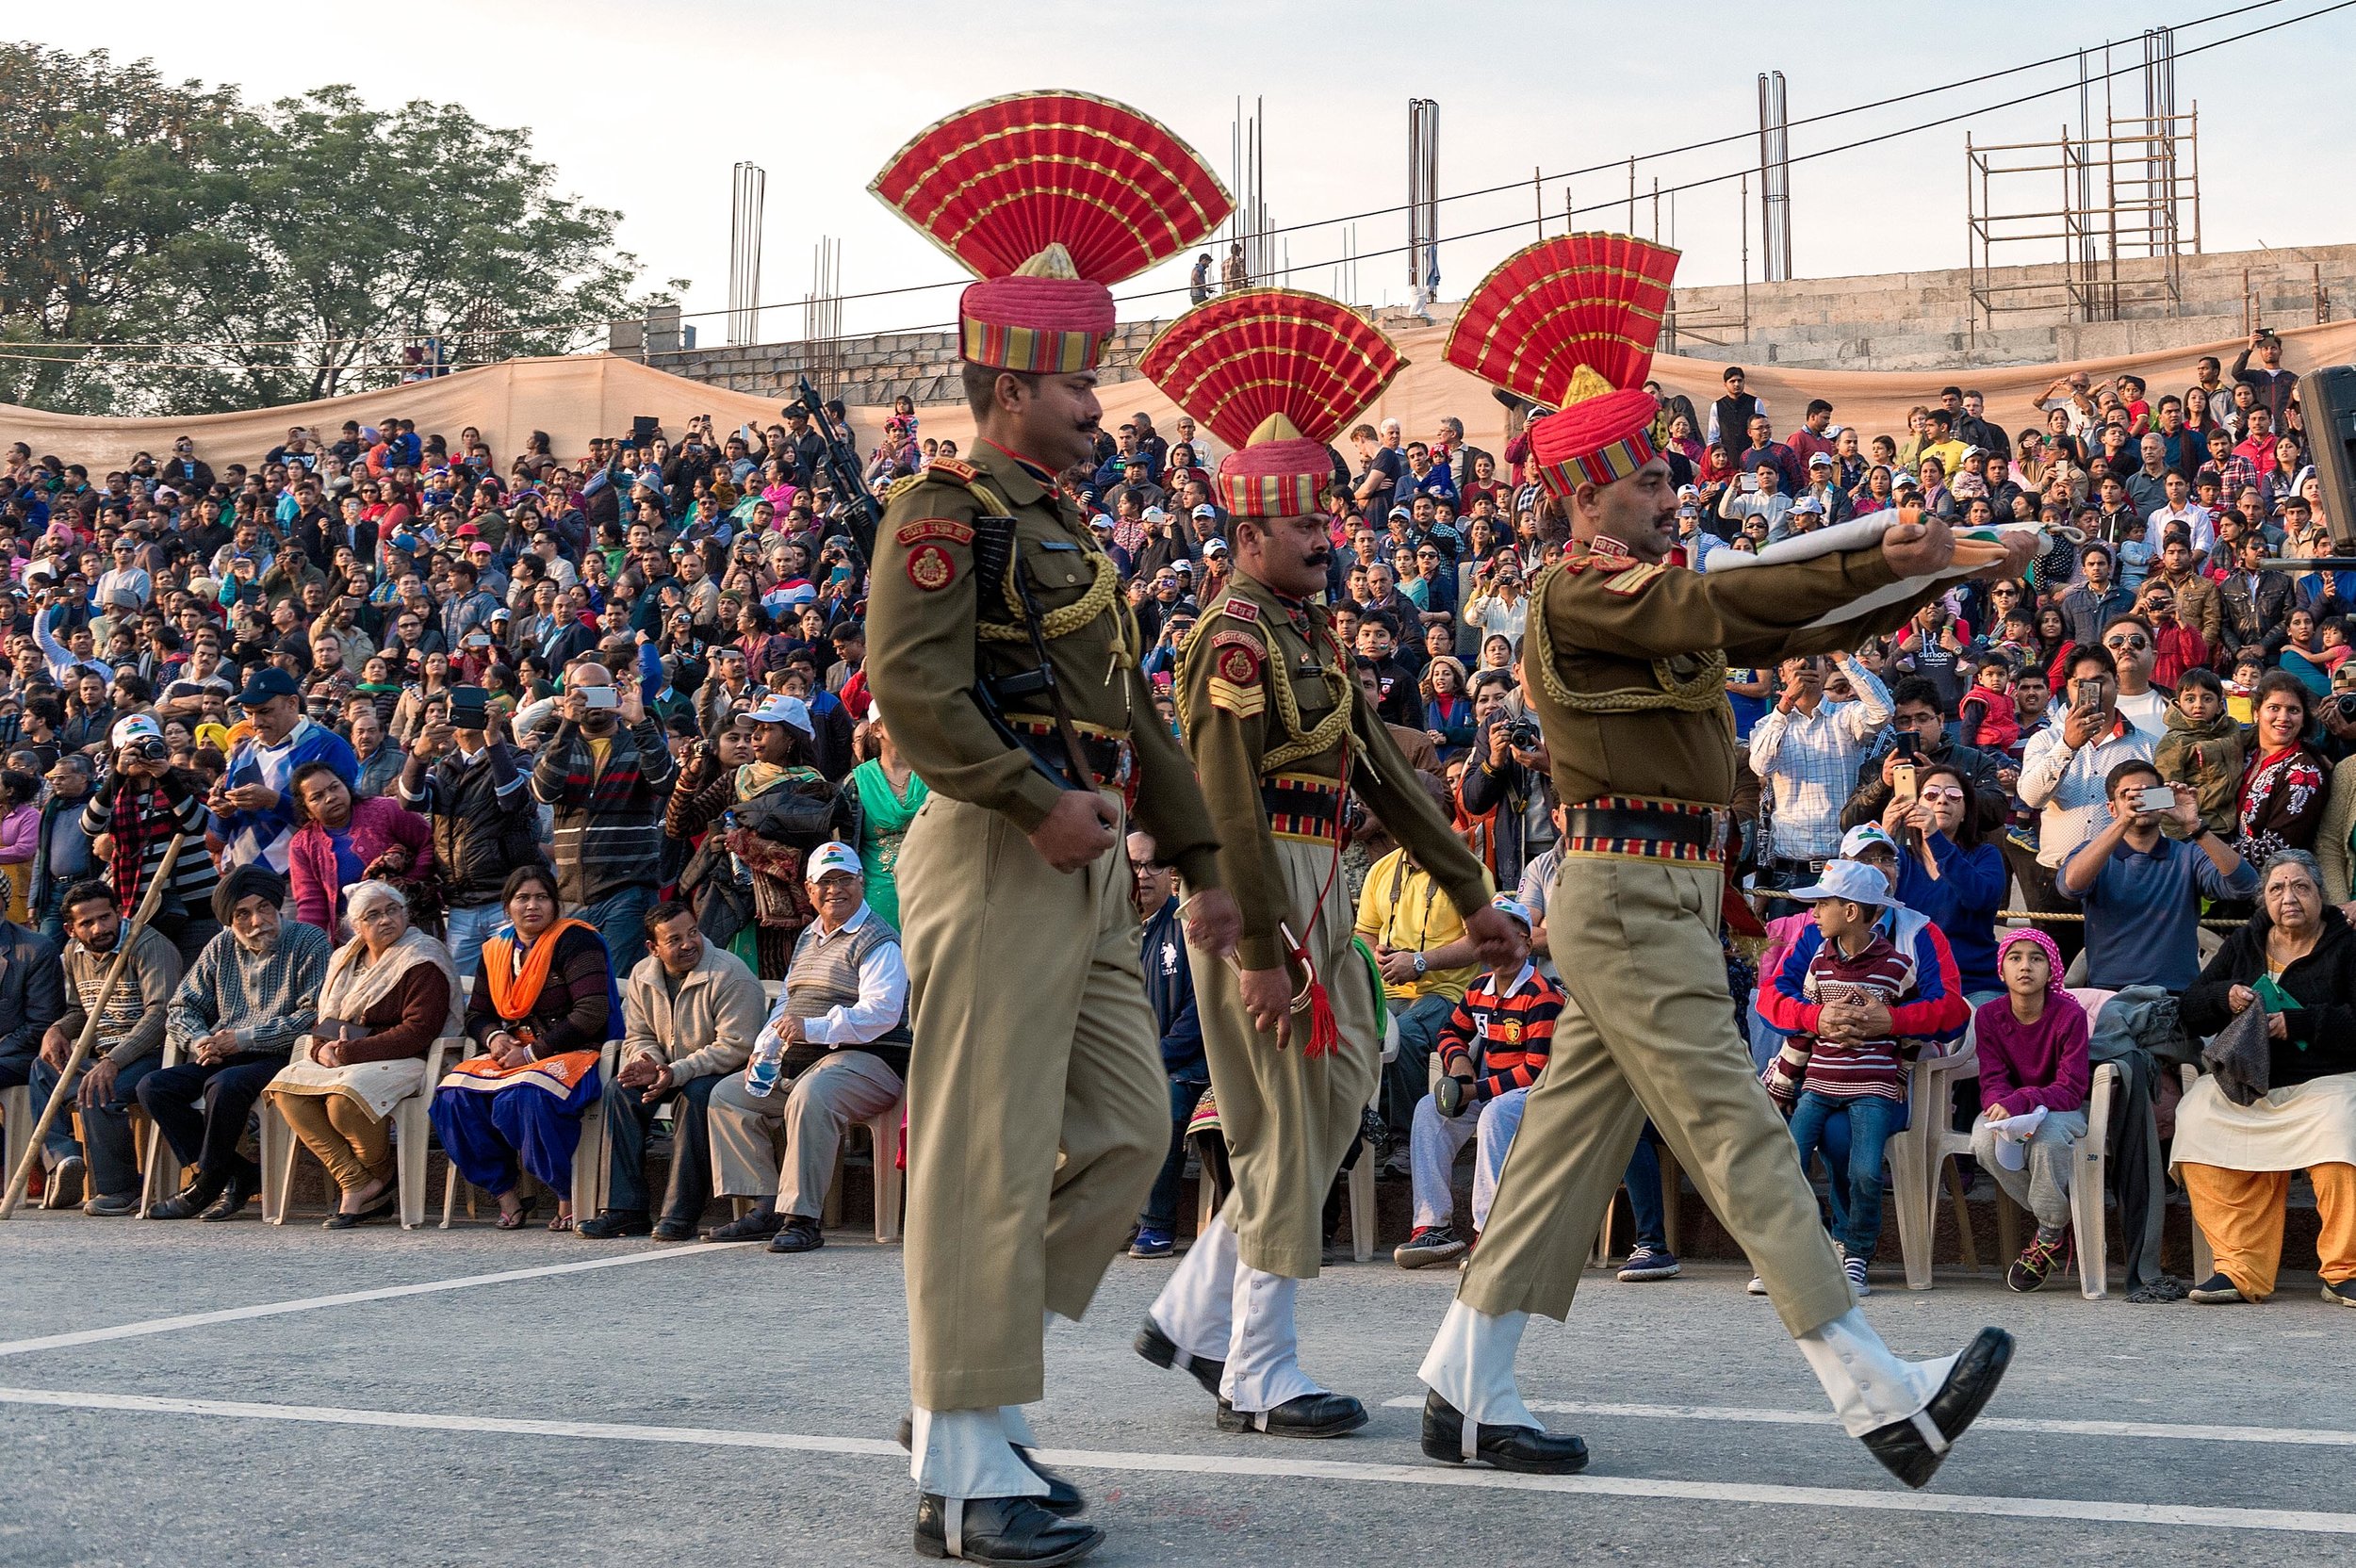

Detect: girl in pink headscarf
1969,925,2092,1291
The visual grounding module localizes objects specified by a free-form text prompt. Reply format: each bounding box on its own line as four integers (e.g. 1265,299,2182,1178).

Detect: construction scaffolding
1965,29,2202,340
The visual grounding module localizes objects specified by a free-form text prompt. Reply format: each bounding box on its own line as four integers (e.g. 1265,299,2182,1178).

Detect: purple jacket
288,794,434,935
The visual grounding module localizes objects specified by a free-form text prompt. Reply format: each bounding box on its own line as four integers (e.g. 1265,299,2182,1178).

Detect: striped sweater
83,771,220,918
1435,960,1562,1103
1772,931,1918,1103
529,717,678,906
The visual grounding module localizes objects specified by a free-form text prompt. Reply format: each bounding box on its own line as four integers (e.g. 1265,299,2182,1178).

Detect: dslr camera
130,735,170,764
1504,714,1544,752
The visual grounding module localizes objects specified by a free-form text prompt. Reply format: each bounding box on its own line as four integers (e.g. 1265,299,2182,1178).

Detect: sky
15,0,2356,346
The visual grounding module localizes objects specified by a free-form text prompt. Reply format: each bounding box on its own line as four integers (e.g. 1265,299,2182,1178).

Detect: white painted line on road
0,1243,756,1359
1380,1395,2356,1448
5,1386,2352,1537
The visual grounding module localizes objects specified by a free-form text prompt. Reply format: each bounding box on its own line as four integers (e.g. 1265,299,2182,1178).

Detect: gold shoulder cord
1173,606,1351,771
1524,559,1731,715
941,471,1133,667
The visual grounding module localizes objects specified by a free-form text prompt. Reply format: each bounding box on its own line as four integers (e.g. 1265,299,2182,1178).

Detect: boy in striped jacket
1759,859,1922,1298
1396,895,1559,1270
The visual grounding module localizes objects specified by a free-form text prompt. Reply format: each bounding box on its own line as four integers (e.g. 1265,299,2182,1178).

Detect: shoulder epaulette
1602,562,1668,596
924,456,982,484
885,472,929,505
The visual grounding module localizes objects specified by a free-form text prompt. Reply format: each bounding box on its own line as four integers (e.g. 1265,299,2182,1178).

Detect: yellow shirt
1355,847,1488,1004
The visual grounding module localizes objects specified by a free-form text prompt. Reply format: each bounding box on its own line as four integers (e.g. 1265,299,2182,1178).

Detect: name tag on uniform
1038,539,1080,552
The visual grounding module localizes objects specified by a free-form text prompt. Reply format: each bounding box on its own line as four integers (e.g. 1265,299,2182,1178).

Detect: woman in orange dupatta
429,863,622,1231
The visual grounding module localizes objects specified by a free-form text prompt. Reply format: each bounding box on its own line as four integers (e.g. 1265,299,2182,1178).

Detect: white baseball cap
110,714,164,749
1788,859,1900,908
805,841,862,883
749,694,814,737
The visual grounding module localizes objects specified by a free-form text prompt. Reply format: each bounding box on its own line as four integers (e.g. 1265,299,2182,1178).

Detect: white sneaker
1843,1252,1873,1298
1745,1274,1769,1296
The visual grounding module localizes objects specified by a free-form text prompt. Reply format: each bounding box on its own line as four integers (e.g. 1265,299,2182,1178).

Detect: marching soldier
864,93,1241,1566
1129,290,1516,1436
1413,235,2037,1488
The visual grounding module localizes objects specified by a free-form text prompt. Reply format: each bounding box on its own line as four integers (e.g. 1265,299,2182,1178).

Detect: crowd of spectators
2,320,2349,1308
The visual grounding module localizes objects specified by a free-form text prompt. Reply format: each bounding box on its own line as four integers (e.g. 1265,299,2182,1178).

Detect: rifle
794,378,883,562
968,515,1091,793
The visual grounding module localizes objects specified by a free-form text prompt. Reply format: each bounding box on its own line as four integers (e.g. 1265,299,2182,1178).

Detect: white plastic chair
137,1038,185,1217
817,1093,908,1243
439,1038,618,1227
261,1037,455,1231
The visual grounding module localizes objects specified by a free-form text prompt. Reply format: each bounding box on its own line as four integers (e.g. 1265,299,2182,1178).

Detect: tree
176,86,647,406
0,47,655,416
0,43,246,414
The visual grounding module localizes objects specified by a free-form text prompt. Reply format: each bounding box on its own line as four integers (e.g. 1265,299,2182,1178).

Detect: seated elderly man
703,842,909,1254
25,881,177,1214
140,866,333,1220
578,899,767,1241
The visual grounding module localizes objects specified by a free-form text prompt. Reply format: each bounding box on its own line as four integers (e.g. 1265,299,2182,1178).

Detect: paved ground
5,1210,2354,1567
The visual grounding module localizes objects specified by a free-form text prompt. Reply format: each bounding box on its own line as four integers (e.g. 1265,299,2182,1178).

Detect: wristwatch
1413,952,1429,977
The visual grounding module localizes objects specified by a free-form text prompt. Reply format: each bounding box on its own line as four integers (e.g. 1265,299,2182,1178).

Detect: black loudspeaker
2301,365,2356,551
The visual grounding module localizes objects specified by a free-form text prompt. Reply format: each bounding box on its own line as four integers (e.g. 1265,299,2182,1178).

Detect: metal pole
1534,166,1544,238
1627,155,1636,233
1,836,187,1219
1740,172,1751,344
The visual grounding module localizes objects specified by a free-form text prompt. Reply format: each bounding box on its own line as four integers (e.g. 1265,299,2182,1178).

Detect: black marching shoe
1216,1391,1368,1438
1133,1320,1224,1398
576,1208,653,1239
913,1494,1102,1566
893,1414,1085,1517
702,1209,783,1241
1860,1327,2014,1489
199,1171,258,1222
650,1217,698,1243
767,1215,824,1253
1419,1390,1589,1474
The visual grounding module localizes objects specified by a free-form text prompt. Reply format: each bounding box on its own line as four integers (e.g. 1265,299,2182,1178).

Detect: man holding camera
1458,670,1555,893
529,658,675,972
2059,761,2255,992
400,691,541,980
2017,645,2154,965
2233,327,2299,430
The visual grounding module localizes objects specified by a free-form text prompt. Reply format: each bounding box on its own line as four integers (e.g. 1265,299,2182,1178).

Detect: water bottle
746,1035,784,1098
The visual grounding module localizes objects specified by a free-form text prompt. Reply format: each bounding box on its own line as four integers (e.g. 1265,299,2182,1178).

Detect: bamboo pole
0,835,187,1219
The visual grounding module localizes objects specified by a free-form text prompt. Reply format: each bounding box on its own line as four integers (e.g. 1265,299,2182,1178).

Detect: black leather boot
1419,1390,1590,1474
1215,1391,1368,1438
1133,1320,1224,1398
1860,1327,2014,1489
912,1494,1102,1565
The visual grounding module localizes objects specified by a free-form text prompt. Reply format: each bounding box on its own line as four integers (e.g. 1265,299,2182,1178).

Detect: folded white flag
1987,1103,2050,1171
1703,517,2047,629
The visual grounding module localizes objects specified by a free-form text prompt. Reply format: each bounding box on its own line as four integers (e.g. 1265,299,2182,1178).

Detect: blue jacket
1139,895,1203,1076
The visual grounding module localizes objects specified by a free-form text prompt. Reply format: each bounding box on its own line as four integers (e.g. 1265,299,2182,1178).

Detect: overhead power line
15,0,2344,363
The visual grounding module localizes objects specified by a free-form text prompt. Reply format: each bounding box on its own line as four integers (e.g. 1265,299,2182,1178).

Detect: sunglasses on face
2104,636,2149,651
1919,785,1966,803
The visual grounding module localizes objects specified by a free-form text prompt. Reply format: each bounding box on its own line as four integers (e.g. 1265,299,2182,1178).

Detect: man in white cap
703,841,909,1254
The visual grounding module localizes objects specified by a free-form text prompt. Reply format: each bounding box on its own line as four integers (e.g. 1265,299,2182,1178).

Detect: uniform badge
907,544,957,592
1205,629,1266,718
896,517,974,547
1602,563,1666,596
927,456,981,483
1221,599,1260,624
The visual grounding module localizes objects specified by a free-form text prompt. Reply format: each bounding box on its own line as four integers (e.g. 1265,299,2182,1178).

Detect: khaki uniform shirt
1181,573,1487,971
1527,537,1940,812
867,438,1220,891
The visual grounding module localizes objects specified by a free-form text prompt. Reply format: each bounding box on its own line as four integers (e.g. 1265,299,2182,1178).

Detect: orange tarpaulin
5,318,2350,474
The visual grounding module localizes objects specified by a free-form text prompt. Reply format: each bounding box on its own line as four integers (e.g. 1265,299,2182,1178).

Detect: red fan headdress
871,90,1233,375
1137,289,1405,518
1444,233,1680,497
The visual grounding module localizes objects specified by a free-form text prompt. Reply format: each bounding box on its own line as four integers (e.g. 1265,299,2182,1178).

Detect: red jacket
288,794,434,936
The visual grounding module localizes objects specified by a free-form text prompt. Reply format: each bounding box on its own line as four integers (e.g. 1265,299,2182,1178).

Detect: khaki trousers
269,1089,392,1194
707,1051,905,1217
899,792,1167,1411
1458,856,1855,1338
1186,836,1379,1280
2183,1160,2356,1300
